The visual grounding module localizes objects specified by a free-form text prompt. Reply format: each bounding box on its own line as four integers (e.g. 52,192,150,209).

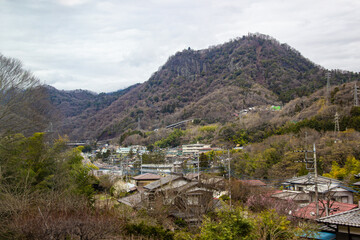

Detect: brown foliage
1,193,122,240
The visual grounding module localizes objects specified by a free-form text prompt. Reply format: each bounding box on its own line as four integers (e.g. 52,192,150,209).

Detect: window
187,195,199,205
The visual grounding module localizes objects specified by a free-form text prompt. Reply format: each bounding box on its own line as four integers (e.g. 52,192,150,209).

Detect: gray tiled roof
144,175,183,190
283,173,342,185
118,192,142,207
317,208,360,227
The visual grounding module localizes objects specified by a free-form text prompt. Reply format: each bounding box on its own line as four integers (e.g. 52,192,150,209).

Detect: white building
141,164,173,174
117,147,131,155
182,143,211,155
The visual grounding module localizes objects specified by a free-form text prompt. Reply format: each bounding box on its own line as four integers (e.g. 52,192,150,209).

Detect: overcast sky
1,0,359,93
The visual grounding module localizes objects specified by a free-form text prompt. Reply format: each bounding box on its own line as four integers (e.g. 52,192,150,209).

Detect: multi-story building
182,143,211,155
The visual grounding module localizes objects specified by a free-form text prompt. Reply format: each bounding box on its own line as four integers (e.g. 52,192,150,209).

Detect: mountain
48,33,358,140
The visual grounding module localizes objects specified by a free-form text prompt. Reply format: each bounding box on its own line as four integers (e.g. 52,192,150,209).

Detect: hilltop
47,33,358,140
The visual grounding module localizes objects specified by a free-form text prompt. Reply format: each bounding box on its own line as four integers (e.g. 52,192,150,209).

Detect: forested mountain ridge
48,33,359,140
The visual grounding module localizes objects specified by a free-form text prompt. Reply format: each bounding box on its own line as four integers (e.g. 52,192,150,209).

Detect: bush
2,194,121,240
124,222,174,240
199,207,253,240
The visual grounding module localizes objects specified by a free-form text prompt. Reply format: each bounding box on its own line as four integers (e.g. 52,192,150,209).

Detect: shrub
124,221,174,240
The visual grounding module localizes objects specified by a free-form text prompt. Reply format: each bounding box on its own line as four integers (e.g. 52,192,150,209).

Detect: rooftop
239,179,266,186
144,175,183,190
282,173,342,186
132,173,162,180
294,200,357,220
118,192,142,208
305,184,357,193
352,181,360,186
317,207,360,227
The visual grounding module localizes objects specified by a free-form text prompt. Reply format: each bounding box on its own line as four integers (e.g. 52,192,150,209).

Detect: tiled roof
283,173,342,185
132,173,161,180
271,190,308,201
305,184,357,193
294,200,357,220
184,173,199,180
352,181,360,186
144,175,183,190
118,192,142,207
239,180,266,186
317,207,360,227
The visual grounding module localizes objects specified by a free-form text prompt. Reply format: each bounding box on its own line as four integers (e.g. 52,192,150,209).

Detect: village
81,141,360,240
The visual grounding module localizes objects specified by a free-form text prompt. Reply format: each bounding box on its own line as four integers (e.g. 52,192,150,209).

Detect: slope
49,33,358,140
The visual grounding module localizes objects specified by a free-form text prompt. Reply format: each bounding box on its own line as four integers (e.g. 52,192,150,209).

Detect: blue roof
298,232,336,240
334,185,358,193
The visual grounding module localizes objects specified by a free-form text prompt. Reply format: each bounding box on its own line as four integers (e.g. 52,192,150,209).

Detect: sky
1,0,360,93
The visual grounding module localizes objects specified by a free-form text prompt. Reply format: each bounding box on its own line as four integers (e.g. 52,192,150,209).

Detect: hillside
48,33,359,140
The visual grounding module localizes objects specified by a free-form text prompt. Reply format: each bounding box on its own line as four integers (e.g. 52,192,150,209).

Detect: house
293,200,358,220
132,173,162,188
143,175,218,224
182,143,212,155
117,147,131,155
271,190,312,206
282,173,355,204
305,184,356,204
317,208,360,240
118,192,142,208
140,164,173,174
119,174,220,224
352,181,360,187
91,168,123,177
282,173,342,192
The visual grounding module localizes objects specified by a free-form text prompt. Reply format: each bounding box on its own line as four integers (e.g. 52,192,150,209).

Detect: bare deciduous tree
0,54,50,136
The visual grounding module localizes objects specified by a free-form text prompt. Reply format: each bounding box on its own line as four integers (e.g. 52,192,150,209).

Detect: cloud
56,0,90,6
0,0,359,92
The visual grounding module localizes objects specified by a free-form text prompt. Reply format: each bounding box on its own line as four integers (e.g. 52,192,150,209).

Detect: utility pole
313,143,319,217
294,140,319,218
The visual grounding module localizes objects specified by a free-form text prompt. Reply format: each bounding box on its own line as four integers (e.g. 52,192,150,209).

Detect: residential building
117,147,131,155
141,164,173,174
182,143,211,155
118,174,222,224
271,190,311,206
293,200,358,220
317,208,360,240
281,173,355,204
91,168,122,177
132,173,162,188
